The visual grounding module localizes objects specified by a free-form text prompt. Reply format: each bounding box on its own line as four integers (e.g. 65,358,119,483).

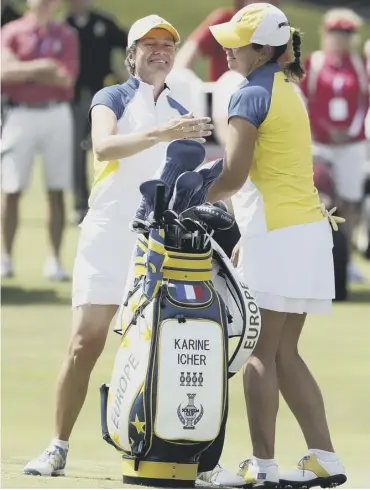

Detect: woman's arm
207,116,257,203
91,105,212,162
91,105,161,161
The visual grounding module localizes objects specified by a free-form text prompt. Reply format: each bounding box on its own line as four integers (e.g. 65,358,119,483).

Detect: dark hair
251,28,305,82
284,29,305,81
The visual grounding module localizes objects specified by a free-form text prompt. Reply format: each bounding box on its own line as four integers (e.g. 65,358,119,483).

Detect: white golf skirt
72,211,137,307
237,219,335,315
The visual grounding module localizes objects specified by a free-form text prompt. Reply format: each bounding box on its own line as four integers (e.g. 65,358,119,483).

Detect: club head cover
171,171,204,214
159,140,206,202
189,158,223,207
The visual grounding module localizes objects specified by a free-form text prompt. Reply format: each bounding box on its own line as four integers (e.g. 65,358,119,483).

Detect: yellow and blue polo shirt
229,62,323,237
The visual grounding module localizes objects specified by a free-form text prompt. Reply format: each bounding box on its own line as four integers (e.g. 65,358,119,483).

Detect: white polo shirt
89,75,188,219
212,70,245,124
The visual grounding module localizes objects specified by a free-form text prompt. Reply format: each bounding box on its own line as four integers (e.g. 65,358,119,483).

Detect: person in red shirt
1,0,79,280
300,8,369,282
174,0,282,81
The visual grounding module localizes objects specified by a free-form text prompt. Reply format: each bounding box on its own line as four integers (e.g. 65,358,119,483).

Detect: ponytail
284,29,305,81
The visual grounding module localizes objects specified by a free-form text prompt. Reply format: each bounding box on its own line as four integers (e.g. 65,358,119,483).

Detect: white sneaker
196,464,246,488
238,457,280,488
43,257,69,281
1,255,14,278
280,453,346,489
24,445,68,476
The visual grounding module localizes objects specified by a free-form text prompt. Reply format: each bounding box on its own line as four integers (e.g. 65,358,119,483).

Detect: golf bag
100,141,261,488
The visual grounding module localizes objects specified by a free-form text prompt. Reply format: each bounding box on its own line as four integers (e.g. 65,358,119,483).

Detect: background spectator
300,8,369,282
174,0,282,81
1,0,79,280
66,0,128,225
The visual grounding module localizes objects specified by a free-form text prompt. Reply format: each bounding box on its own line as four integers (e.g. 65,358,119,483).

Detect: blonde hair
323,8,363,31
322,8,363,51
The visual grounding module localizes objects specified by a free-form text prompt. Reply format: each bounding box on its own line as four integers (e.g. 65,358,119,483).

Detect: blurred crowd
1,0,370,298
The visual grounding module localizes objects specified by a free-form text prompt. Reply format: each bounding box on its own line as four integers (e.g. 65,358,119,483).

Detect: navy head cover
135,140,206,221
188,159,224,208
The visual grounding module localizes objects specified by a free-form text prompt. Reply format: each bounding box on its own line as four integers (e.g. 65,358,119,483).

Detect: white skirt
237,219,335,314
72,211,137,307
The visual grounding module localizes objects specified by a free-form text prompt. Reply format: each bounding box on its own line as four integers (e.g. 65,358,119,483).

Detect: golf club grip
153,184,165,224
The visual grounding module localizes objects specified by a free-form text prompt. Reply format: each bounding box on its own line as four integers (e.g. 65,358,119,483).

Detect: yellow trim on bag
134,249,213,281
148,239,166,255
167,249,212,260
135,264,212,281
135,264,148,277
137,241,148,254
163,254,212,271
122,459,198,481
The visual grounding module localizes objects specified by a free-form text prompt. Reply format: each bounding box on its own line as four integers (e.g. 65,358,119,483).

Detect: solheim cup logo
177,394,204,430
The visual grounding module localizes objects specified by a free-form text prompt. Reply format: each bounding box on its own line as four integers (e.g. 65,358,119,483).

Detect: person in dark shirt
66,0,128,224
1,0,21,27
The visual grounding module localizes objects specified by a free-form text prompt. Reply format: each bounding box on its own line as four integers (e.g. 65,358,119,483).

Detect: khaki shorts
1,102,73,192
313,141,368,203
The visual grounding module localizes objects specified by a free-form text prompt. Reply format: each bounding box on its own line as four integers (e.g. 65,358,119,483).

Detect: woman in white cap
24,15,213,477
199,3,347,489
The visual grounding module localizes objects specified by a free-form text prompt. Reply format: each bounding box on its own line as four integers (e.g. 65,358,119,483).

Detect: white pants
1,103,73,192
313,141,368,202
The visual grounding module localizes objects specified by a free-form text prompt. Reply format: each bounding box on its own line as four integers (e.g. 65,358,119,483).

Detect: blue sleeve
228,85,271,128
89,85,125,123
167,95,189,116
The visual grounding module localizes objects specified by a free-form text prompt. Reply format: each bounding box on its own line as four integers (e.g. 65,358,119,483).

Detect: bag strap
211,239,261,376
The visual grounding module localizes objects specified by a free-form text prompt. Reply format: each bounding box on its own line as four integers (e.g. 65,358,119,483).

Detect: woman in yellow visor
201,3,347,489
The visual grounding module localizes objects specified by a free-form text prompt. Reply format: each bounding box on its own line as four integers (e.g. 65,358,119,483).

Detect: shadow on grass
1,286,70,305
347,289,370,303
334,287,370,304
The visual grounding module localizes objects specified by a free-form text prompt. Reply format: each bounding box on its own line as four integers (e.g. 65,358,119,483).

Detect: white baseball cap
127,15,180,49
209,3,291,48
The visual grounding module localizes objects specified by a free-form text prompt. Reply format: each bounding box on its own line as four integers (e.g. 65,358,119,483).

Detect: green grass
2,3,370,487
1,159,370,489
13,0,370,80
88,0,370,80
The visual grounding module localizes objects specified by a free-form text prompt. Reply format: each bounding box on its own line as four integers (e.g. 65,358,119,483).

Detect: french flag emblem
176,283,204,301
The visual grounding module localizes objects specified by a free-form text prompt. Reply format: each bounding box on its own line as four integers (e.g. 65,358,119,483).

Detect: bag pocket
153,318,227,443
165,280,214,308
